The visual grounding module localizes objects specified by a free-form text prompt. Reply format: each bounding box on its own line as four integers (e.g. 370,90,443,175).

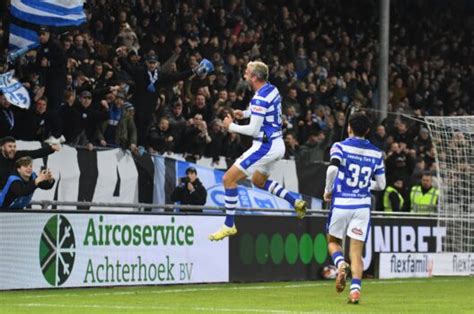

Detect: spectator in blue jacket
0,156,54,209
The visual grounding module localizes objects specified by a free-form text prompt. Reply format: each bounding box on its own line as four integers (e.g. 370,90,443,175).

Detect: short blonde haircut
247,61,269,81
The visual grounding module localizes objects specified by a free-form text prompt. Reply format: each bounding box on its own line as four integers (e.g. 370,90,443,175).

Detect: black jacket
0,145,55,190
119,57,193,114
170,178,207,209
36,38,67,83
0,171,54,209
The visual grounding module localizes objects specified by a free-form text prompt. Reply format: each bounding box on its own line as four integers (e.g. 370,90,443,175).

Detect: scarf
147,70,158,92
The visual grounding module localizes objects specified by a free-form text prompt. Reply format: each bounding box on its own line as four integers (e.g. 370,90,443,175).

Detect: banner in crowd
17,142,139,208
15,142,324,209
379,252,473,278
150,155,323,211
229,215,446,281
0,70,31,109
0,212,228,290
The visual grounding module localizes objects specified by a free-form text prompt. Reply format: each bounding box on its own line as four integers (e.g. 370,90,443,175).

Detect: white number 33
346,164,372,188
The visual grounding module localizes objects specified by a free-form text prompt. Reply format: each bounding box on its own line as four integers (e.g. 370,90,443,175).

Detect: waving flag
10,0,86,27
0,70,31,109
8,0,86,59
8,24,39,52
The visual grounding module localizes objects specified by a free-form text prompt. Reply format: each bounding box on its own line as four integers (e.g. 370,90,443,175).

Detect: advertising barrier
0,212,228,290
229,216,446,282
379,252,474,278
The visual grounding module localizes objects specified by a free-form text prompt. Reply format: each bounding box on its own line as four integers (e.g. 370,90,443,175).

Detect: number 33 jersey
329,137,385,209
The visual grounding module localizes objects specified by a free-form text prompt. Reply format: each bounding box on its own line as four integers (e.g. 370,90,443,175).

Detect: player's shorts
234,138,285,176
327,207,370,242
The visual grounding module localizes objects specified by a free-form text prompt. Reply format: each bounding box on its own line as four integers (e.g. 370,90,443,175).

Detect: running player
323,112,386,304
209,61,307,241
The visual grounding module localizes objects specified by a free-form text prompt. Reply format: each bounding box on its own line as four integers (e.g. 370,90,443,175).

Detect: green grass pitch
1,277,473,313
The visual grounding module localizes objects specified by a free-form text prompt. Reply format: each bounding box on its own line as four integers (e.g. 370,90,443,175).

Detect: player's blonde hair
247,61,269,81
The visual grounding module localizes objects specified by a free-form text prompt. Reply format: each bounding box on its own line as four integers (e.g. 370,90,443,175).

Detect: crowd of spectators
0,0,472,208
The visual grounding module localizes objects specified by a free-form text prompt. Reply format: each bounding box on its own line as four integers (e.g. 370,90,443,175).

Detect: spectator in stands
385,142,415,184
298,120,334,163
36,26,67,112
0,92,17,138
205,118,225,164
116,47,197,145
371,125,388,151
283,88,301,115
383,178,405,212
58,90,78,142
0,136,59,190
147,116,175,154
408,173,439,213
284,132,300,160
96,92,137,152
0,157,54,209
170,166,207,212
189,94,214,124
413,128,432,157
390,120,413,148
67,90,108,149
184,113,212,162
17,97,55,142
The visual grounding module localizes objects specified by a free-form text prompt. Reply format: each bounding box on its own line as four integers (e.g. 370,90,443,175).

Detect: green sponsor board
229,216,444,282
39,215,76,286
33,214,226,289
230,216,329,281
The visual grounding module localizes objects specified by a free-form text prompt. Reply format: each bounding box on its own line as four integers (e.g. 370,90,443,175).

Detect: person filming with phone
0,157,55,209
170,167,207,212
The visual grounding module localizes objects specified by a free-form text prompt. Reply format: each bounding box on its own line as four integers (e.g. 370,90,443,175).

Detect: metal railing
27,200,442,220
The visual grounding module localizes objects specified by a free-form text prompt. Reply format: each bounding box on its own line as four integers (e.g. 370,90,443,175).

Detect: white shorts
327,207,370,242
234,138,285,176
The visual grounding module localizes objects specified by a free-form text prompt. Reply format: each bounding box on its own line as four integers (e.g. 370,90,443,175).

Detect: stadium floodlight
425,116,474,253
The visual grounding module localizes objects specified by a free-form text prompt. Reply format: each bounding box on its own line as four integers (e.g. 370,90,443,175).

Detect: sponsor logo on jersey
252,105,265,113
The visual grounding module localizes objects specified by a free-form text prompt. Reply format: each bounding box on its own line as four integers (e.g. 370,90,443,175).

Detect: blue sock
224,188,238,227
350,278,361,291
331,251,345,269
263,180,297,206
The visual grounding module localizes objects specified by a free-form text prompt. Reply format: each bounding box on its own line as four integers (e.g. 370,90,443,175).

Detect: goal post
424,116,474,253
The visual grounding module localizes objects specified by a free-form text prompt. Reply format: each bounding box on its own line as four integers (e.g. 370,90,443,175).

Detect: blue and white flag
8,0,86,56
8,23,39,53
0,71,31,109
10,0,86,27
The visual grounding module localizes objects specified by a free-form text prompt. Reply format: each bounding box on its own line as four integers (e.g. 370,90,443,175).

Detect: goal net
424,116,474,252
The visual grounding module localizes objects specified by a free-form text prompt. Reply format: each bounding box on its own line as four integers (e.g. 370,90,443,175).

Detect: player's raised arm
223,107,265,137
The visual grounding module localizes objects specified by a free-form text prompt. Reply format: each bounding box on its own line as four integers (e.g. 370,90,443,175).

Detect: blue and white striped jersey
329,137,384,209
249,83,283,141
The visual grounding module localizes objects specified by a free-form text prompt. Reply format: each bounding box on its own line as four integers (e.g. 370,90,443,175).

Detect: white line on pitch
4,303,334,314
16,278,470,300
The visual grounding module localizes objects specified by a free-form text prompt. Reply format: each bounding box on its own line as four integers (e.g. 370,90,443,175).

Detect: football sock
263,180,297,206
332,251,345,269
224,188,238,227
350,278,361,291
